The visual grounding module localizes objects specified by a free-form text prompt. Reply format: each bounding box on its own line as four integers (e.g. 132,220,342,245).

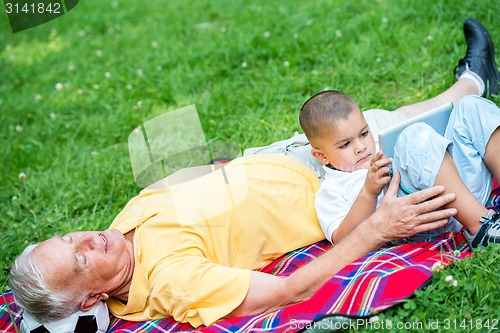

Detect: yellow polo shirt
106,154,324,327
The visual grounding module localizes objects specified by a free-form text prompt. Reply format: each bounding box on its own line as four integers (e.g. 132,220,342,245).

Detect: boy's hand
364,151,392,197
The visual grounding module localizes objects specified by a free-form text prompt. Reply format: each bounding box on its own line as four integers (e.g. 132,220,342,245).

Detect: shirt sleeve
315,170,367,243
315,188,352,242
147,253,252,328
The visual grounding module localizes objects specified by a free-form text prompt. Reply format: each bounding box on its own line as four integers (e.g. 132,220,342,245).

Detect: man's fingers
415,218,449,234
386,169,400,197
404,185,451,205
412,192,457,213
417,207,457,224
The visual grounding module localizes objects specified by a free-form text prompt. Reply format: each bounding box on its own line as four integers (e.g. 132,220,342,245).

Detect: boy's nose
356,143,366,154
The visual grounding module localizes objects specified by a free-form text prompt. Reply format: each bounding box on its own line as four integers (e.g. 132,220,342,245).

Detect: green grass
1,0,499,331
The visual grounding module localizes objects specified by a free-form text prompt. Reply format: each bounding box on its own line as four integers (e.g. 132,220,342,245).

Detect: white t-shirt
315,166,384,242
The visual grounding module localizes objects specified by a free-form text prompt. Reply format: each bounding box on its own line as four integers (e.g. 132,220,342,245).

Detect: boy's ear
311,148,330,165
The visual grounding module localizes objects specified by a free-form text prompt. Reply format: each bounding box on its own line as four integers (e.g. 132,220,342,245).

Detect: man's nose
76,233,95,250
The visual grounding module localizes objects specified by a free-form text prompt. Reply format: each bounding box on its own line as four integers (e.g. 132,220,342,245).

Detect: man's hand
364,151,392,197
369,170,457,244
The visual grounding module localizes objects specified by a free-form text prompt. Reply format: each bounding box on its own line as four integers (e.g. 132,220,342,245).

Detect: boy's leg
434,153,488,235
395,18,499,118
444,96,500,203
393,121,500,246
484,128,500,181
444,95,500,247
394,79,478,118
392,123,463,241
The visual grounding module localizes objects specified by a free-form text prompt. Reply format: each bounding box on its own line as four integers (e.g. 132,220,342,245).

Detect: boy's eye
339,142,350,149
361,130,369,137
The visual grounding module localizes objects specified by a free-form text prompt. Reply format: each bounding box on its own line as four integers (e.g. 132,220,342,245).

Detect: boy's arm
330,187,378,243
331,152,392,244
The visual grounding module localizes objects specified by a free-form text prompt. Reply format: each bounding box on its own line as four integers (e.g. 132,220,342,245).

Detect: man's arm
228,171,457,318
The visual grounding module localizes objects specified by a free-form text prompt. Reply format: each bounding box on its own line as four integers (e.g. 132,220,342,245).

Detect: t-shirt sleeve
315,170,367,243
147,254,252,328
315,187,351,242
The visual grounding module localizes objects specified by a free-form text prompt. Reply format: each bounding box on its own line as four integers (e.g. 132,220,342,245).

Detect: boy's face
312,110,376,172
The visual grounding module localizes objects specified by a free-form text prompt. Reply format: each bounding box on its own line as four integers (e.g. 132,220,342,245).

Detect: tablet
378,102,453,158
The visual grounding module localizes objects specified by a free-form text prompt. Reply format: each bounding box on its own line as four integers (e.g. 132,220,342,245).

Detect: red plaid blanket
6,184,500,333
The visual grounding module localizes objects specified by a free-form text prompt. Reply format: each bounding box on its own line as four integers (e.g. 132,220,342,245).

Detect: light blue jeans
393,95,500,240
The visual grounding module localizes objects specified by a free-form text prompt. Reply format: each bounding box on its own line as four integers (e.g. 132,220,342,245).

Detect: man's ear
311,148,330,165
81,293,109,312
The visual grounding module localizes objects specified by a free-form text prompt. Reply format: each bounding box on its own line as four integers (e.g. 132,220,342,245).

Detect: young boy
300,91,500,248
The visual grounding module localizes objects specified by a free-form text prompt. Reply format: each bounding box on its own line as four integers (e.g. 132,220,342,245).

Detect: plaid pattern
0,232,472,333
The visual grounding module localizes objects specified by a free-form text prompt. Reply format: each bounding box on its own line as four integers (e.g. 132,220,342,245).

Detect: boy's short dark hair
299,90,359,145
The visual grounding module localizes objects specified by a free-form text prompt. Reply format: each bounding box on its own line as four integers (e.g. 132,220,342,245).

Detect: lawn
1,0,499,332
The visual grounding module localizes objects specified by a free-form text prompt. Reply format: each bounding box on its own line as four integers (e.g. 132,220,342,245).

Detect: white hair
8,243,82,323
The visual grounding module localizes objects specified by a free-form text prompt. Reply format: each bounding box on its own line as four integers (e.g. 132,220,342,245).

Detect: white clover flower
93,84,100,90
376,57,382,63
369,315,380,323
78,30,86,37
11,195,18,201
156,65,163,71
105,72,111,78
133,128,141,135
452,279,458,287
430,261,444,273
453,250,461,257
55,82,63,91
335,30,342,38
381,17,388,24
241,61,247,68
445,275,453,282
427,35,433,41
91,151,98,157
136,68,143,77
385,319,393,328
35,94,43,102
263,31,271,38
293,33,299,39
283,61,290,67
68,63,75,71
18,172,27,180
136,100,143,107
151,40,158,48
77,89,84,95
95,49,103,57
306,20,313,26
15,125,23,133
126,84,133,90
50,112,57,121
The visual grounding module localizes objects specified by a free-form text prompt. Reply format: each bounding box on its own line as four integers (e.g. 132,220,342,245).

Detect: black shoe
454,18,500,97
466,210,500,248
